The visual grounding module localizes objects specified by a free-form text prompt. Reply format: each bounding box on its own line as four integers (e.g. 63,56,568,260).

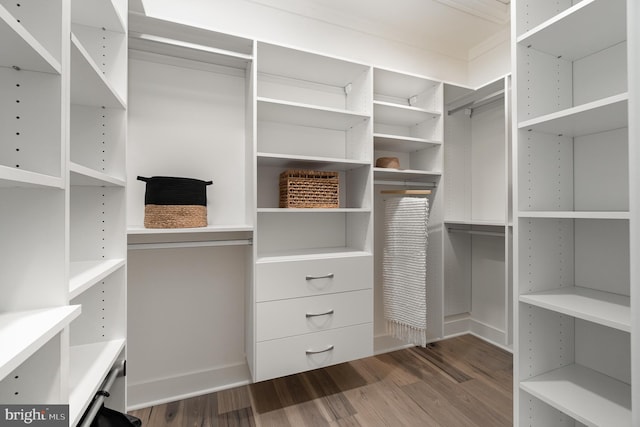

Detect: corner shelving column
513,0,632,425
68,0,128,424
0,0,81,406
371,68,444,351
251,43,373,381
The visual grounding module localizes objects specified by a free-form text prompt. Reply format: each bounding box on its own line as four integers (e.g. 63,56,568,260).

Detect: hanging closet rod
447,228,504,237
374,180,437,188
447,89,504,116
128,239,253,250
78,361,126,427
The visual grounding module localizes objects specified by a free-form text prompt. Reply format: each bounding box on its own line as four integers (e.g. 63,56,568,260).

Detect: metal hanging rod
78,361,126,427
447,89,505,116
128,239,253,250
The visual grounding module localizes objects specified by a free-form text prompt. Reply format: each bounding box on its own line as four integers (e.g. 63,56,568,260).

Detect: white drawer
256,289,372,341
255,323,373,382
256,255,372,302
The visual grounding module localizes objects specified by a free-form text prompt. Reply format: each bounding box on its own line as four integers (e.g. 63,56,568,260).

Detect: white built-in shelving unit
125,13,255,409
513,0,633,425
443,76,513,349
68,0,128,423
372,68,445,351
0,0,128,424
250,42,374,381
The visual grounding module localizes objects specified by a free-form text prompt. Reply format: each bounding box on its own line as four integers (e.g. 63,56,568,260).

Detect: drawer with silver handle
254,323,373,382
256,255,372,302
256,289,373,341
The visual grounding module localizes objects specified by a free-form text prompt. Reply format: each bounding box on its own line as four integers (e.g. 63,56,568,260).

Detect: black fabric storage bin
137,176,213,228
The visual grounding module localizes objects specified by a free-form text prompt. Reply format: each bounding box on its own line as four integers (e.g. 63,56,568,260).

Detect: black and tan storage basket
137,176,213,228
279,169,339,208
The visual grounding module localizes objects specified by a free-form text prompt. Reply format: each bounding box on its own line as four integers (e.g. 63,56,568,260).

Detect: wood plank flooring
129,334,513,426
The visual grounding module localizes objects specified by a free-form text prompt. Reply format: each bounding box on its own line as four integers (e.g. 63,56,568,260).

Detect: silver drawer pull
305,345,334,355
305,273,334,280
305,309,334,318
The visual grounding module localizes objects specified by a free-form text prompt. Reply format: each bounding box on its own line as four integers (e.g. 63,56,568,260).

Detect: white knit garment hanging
382,196,429,347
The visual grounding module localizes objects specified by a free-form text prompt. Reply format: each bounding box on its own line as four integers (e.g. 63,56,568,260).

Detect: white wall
468,28,511,87
141,0,471,83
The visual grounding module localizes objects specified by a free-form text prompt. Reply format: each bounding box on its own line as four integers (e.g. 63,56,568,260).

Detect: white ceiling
244,0,510,60
132,0,510,61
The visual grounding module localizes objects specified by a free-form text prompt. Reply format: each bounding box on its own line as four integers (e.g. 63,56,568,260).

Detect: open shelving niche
371,67,445,352
442,76,513,350
255,41,373,260
514,0,632,425
125,13,255,409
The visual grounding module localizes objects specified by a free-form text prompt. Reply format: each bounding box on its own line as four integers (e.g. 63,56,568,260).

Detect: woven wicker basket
138,176,212,228
279,170,339,208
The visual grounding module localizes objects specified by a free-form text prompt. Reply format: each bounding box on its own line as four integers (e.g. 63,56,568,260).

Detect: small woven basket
279,170,339,208
138,176,213,228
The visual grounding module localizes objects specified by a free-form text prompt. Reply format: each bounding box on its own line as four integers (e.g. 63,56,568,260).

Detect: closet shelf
519,286,630,332
445,219,506,227
71,34,126,109
374,168,441,183
373,133,441,152
70,163,125,187
258,42,368,89
0,166,64,189
69,259,126,300
374,68,440,101
517,211,630,220
127,225,253,235
517,93,628,137
374,101,439,126
0,306,81,381
257,97,369,130
69,339,126,426
257,208,370,213
257,247,371,263
0,4,61,73
520,363,631,427
71,0,126,33
517,0,626,61
257,153,370,171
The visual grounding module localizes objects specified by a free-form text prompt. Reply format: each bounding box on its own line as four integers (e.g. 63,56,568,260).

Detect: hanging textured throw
137,176,213,228
382,196,429,347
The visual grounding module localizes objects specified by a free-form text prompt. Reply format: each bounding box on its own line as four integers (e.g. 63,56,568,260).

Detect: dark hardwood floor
129,334,513,426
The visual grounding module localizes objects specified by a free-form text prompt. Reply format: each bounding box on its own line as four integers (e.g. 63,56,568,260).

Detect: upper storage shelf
374,68,442,113
128,13,253,70
517,0,626,61
71,0,126,33
257,42,371,114
71,34,126,108
257,98,369,130
0,4,60,74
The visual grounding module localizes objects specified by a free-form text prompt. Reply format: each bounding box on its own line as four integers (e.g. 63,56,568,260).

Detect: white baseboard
373,334,415,355
444,314,512,353
127,362,252,411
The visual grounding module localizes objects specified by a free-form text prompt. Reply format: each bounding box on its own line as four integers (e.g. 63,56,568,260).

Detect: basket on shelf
137,176,213,228
279,169,339,208
375,156,400,169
